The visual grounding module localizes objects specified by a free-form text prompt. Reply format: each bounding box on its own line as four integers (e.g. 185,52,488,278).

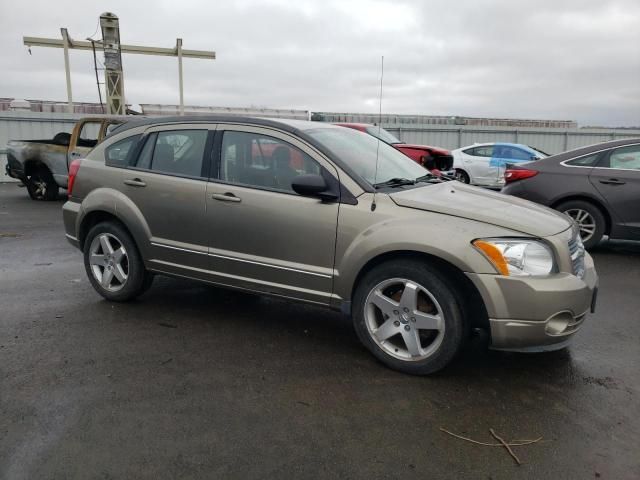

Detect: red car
334,123,454,174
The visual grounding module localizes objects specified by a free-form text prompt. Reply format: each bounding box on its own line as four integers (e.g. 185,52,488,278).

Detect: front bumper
466,252,598,351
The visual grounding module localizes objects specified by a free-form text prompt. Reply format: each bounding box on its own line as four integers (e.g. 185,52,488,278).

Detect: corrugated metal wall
0,111,88,182
2,112,640,183
382,125,640,154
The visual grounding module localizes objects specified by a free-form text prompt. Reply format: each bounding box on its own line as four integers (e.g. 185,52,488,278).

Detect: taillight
504,168,538,184
67,159,82,197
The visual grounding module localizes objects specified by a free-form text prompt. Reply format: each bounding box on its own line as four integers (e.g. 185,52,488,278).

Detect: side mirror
291,174,337,201
531,155,540,161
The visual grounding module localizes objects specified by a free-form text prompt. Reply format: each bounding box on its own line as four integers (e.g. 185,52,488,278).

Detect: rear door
464,145,494,184
589,143,640,239
117,124,213,275
204,124,340,304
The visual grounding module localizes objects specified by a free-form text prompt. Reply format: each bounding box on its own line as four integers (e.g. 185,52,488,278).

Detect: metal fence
381,124,640,155
2,111,640,183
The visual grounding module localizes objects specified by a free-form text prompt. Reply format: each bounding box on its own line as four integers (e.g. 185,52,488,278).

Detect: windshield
364,126,402,144
307,127,427,186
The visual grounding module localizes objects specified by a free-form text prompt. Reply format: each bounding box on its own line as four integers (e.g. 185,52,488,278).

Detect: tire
352,259,466,375
455,169,470,184
556,200,605,249
26,166,59,201
83,221,148,302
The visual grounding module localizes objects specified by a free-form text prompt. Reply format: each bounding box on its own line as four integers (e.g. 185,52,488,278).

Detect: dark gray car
502,138,640,249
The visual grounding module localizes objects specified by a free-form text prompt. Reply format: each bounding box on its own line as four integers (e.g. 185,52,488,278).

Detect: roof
109,115,338,137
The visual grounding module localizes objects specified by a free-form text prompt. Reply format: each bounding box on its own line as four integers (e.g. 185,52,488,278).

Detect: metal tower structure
99,12,125,115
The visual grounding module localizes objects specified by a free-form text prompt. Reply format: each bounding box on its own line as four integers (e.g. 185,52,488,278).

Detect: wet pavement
0,182,638,479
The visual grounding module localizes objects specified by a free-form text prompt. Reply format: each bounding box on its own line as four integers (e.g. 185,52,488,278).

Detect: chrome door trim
151,241,333,279
207,251,333,279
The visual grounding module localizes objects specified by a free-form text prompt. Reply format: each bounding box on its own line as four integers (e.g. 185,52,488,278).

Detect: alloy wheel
364,278,445,361
89,233,129,292
565,208,596,243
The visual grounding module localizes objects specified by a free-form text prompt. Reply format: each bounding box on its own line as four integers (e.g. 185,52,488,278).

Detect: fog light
545,312,572,335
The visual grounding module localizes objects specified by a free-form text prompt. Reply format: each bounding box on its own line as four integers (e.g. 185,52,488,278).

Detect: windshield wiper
373,177,416,188
415,173,452,183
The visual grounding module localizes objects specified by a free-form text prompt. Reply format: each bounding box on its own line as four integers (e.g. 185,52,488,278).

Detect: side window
469,146,494,157
134,133,157,170
78,122,101,148
502,147,532,160
605,145,640,170
218,131,321,193
148,130,208,177
105,135,141,167
565,153,600,167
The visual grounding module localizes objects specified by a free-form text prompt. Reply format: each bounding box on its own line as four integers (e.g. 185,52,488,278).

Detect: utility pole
23,14,215,115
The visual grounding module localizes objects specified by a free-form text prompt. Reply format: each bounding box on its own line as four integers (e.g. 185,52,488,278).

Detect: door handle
211,192,241,203
124,178,146,187
599,178,626,185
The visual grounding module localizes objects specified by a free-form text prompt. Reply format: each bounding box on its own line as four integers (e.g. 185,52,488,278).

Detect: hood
395,143,451,155
389,182,572,237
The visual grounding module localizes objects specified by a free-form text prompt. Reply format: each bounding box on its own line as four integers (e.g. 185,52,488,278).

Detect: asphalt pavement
1,182,638,479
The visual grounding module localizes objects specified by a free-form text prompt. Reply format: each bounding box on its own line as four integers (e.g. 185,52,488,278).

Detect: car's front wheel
83,221,151,301
352,259,465,375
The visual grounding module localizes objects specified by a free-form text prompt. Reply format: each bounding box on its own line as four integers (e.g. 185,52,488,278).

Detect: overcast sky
1,0,638,126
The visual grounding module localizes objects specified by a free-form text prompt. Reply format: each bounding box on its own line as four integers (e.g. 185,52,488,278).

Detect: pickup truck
334,123,454,175
6,117,125,200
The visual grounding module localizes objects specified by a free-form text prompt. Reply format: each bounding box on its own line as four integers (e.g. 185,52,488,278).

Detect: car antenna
371,55,384,212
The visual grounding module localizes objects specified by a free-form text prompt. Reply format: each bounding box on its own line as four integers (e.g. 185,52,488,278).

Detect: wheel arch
77,189,152,258
350,250,489,330
550,194,612,235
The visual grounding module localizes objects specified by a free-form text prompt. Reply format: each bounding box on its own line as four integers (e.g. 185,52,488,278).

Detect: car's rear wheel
352,259,465,375
556,200,605,249
26,166,59,201
455,169,470,184
83,221,150,301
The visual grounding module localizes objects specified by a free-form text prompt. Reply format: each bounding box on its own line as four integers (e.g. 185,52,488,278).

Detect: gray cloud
0,0,638,125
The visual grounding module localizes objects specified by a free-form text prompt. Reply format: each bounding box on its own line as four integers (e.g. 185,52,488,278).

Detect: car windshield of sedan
308,127,428,186
364,126,403,144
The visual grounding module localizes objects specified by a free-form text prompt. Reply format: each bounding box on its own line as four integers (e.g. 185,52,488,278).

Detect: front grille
568,233,586,279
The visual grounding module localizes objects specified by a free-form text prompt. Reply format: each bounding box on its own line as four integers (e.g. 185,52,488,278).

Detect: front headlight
472,238,555,276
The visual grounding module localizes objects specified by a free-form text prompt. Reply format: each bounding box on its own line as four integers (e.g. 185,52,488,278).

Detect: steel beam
24,36,216,59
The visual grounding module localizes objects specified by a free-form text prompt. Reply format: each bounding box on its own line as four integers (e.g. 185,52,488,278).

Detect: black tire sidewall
83,221,147,302
352,259,465,375
456,169,470,184
26,167,59,201
556,200,605,249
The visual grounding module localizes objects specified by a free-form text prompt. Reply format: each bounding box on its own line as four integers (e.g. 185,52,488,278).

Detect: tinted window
496,146,532,160
219,131,320,192
605,145,640,170
148,130,207,177
105,134,140,167
465,146,494,157
565,153,600,167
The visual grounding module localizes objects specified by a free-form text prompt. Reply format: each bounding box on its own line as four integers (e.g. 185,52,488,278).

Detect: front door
204,125,340,304
117,125,212,275
589,143,640,239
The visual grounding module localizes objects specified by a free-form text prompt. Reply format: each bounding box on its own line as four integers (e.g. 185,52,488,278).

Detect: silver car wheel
89,233,129,292
364,278,445,362
565,208,596,243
